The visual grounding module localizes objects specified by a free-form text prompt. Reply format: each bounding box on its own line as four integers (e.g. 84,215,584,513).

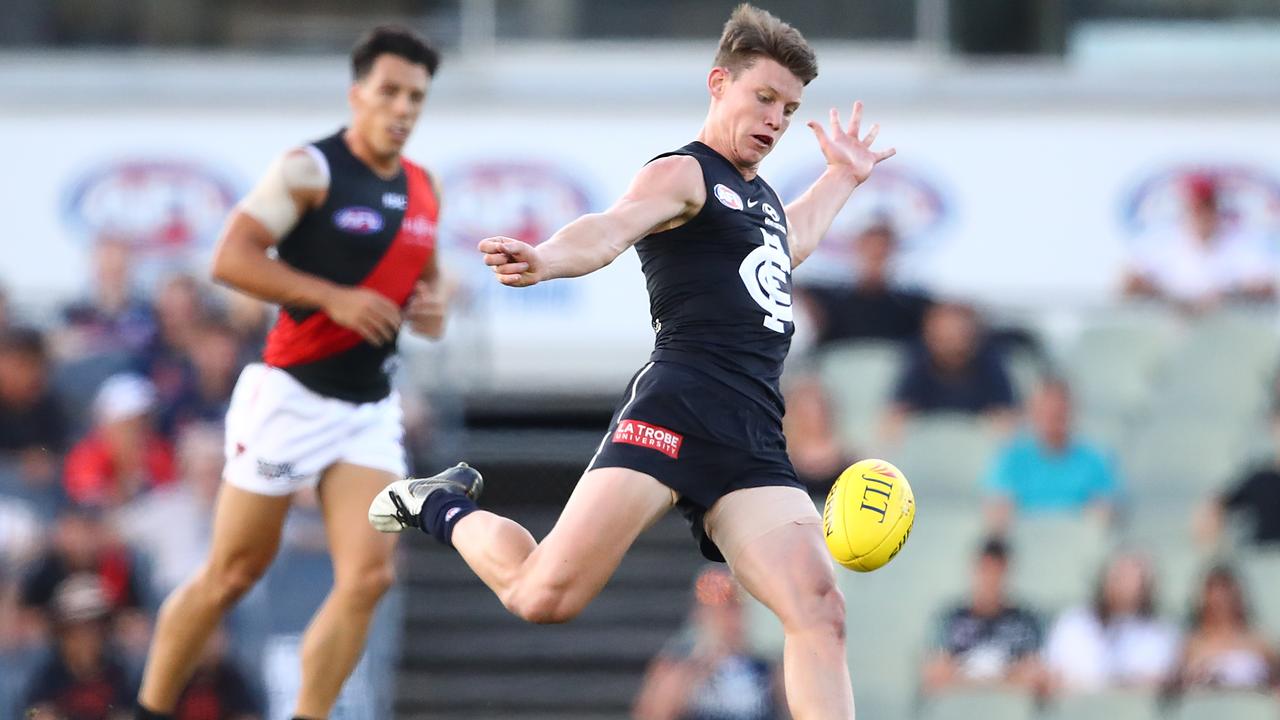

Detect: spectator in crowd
23,574,134,720
632,566,783,720
141,274,212,413
798,224,932,348
783,375,851,492
1045,551,1180,692
64,374,175,508
884,302,1017,442
921,537,1045,695
113,423,222,597
983,379,1120,533
0,284,10,332
171,627,262,720
58,238,156,359
0,327,68,506
1168,564,1278,693
1195,412,1280,549
19,506,148,648
160,320,242,438
218,287,271,367
1123,174,1275,311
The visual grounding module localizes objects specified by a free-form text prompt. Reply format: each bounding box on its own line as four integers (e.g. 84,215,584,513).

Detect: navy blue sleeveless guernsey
637,141,794,422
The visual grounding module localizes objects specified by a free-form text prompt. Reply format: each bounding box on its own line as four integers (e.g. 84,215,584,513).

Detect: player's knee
337,562,397,609
782,578,846,643
504,579,582,625
201,556,270,608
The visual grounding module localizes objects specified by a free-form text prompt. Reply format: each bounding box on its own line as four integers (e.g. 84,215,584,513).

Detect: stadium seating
816,340,903,450
918,687,1036,720
1173,690,1279,720
1008,515,1109,613
1044,689,1159,720
1238,549,1280,639
1064,312,1177,422
895,415,1000,500
1122,416,1248,498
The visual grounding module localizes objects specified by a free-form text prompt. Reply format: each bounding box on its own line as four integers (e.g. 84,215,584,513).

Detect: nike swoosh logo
746,199,759,208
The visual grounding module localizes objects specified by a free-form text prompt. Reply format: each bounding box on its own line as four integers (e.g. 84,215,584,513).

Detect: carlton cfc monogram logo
739,227,793,333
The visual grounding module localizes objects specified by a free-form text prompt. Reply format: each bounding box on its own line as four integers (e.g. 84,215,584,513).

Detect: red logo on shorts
612,420,683,459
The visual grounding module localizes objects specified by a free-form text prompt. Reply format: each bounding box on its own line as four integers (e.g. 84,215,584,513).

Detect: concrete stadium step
403,585,688,626
401,624,672,666
396,669,642,712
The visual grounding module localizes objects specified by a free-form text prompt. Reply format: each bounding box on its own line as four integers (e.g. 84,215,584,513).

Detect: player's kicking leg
293,462,399,718
705,486,853,720
136,485,292,718
370,464,674,623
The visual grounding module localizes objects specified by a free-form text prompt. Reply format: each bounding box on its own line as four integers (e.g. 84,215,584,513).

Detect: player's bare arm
404,173,448,338
406,254,446,338
477,154,706,287
785,101,896,268
211,147,402,345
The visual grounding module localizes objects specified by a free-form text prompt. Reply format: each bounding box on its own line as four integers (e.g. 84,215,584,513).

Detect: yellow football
823,458,915,572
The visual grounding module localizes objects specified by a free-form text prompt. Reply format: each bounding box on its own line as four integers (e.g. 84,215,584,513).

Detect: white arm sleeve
236,146,330,239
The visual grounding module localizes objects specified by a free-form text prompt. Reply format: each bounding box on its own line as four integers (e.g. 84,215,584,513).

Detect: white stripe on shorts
586,361,655,470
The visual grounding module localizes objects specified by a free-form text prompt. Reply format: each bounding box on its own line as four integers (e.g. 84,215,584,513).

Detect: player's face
350,54,431,159
709,57,804,169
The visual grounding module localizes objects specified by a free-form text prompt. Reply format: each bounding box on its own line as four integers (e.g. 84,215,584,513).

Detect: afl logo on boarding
739,228,793,333
62,159,240,252
333,206,384,234
714,183,744,211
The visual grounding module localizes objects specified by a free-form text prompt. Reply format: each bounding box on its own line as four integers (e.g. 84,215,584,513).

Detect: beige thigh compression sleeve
703,485,822,567
237,146,329,239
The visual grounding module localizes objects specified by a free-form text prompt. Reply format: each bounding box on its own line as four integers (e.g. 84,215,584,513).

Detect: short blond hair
714,4,818,85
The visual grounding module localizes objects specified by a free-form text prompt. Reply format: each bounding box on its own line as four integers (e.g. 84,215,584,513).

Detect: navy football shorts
587,360,805,561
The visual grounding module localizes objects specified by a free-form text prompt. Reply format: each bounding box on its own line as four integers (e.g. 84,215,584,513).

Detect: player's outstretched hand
478,236,543,287
323,286,401,345
807,100,896,185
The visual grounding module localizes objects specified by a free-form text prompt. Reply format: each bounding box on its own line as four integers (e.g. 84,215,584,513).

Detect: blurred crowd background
3,1,1280,719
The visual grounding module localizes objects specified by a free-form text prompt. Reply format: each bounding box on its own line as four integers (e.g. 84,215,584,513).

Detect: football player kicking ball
370,5,893,718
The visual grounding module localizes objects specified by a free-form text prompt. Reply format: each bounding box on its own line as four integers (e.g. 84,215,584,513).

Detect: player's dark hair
714,4,818,86
352,25,440,80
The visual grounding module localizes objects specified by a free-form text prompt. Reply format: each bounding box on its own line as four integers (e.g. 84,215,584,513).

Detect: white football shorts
223,363,407,496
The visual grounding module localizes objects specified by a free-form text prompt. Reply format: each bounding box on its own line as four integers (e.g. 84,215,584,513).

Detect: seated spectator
983,379,1119,533
113,423,222,597
1046,551,1179,692
1123,174,1275,312
885,302,1017,441
64,374,175,508
1168,564,1278,693
20,506,148,649
799,224,932,347
160,319,243,438
140,274,215,414
783,375,851,492
632,566,783,720
172,626,263,720
1196,413,1280,549
22,574,134,720
56,237,156,359
219,287,271,366
0,327,68,508
921,538,1045,695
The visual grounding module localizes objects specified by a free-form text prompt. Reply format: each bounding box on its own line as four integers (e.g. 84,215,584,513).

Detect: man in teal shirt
984,379,1119,531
